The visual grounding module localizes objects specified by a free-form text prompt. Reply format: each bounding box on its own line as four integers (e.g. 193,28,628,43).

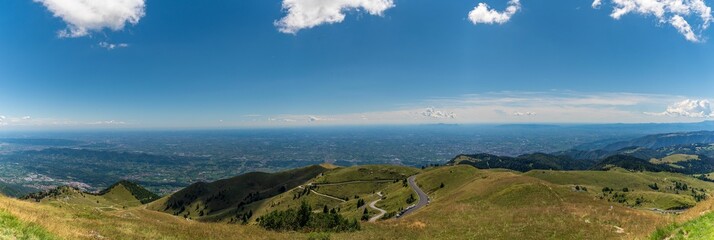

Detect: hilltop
21,180,158,209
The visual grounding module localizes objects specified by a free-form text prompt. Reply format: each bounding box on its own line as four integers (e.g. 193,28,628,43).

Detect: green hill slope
148,164,330,221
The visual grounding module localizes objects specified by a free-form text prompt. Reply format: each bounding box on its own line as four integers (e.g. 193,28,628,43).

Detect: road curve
368,192,387,222
398,175,429,218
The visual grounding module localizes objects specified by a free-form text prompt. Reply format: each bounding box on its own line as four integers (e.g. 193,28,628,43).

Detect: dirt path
368,192,386,222
310,190,347,202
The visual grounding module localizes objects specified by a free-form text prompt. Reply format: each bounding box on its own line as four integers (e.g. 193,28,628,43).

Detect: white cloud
421,107,456,119
98,42,129,50
34,0,146,38
650,99,713,117
88,120,127,125
308,115,323,122
468,0,521,25
513,111,536,116
592,0,603,9
594,0,713,42
275,0,395,34
670,15,699,42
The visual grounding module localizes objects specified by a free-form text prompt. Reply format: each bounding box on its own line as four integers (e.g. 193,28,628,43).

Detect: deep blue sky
0,0,712,128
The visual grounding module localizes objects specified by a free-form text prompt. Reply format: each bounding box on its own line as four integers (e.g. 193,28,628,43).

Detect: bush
406,194,416,204
257,202,360,233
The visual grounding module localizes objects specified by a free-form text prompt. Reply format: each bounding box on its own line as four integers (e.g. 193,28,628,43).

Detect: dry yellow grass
5,165,714,239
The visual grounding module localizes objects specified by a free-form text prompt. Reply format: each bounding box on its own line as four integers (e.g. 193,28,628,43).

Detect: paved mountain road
398,175,429,218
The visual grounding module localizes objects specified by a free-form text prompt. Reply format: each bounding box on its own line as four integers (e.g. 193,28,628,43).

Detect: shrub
257,202,360,232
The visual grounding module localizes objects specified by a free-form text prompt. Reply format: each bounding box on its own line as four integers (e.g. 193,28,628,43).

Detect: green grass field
524,169,714,210
0,209,56,240
315,165,421,183
651,211,714,239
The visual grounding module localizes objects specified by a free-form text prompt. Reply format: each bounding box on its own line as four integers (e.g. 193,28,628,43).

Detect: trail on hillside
368,192,387,222
312,180,395,186
310,190,347,202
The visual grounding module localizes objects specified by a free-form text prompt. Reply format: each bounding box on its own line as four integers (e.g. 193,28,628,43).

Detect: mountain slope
148,164,330,221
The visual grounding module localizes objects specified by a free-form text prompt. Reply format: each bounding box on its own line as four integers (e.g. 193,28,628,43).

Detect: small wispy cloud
513,111,536,116
421,107,456,119
98,42,129,50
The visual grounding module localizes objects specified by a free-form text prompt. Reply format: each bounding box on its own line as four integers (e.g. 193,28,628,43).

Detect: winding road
398,175,429,218
368,192,386,222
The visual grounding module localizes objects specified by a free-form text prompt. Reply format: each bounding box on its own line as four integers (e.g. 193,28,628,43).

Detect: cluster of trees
406,194,416,204
293,185,314,200
361,208,370,221
257,202,360,232
356,199,366,208
229,210,253,224
574,185,587,192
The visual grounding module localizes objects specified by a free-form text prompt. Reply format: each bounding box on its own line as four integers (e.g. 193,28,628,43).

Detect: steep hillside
148,164,329,221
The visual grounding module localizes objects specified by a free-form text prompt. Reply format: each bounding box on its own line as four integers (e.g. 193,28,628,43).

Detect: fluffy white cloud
421,107,456,119
594,0,713,42
34,0,146,38
468,0,521,25
275,0,395,34
98,42,129,50
652,99,713,117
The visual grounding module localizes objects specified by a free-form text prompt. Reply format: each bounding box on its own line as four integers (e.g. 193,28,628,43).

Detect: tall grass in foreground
0,209,56,240
650,212,714,240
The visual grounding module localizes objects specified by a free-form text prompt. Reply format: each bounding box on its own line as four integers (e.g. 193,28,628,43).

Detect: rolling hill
2,164,714,239
148,164,330,221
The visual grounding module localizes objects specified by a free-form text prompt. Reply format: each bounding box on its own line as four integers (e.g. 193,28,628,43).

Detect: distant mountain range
451,131,714,174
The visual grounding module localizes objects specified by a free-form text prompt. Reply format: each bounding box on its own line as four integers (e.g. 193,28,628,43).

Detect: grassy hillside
0,209,56,239
449,153,593,172
315,165,420,183
148,164,330,222
244,165,420,223
7,164,714,239
525,169,714,210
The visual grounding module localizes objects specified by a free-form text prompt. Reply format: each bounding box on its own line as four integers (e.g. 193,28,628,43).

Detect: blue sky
0,0,713,129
